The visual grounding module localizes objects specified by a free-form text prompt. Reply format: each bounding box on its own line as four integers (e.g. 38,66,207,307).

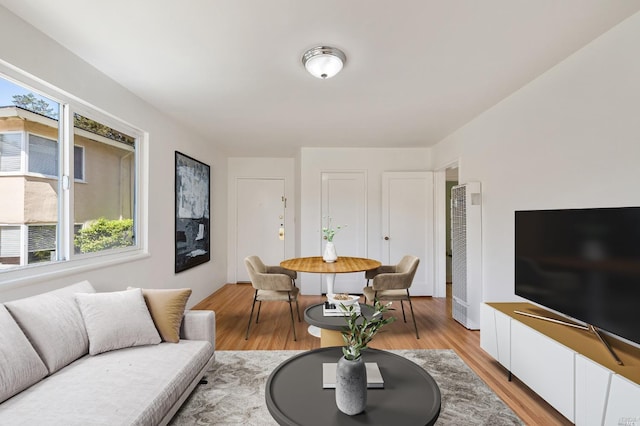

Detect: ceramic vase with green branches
335,300,395,415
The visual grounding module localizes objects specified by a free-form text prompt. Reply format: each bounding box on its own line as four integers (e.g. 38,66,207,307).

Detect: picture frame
175,151,211,273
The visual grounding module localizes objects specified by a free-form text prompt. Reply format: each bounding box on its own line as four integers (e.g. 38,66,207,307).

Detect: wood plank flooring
193,283,573,426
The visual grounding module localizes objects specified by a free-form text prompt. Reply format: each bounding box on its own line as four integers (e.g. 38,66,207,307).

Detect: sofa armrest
180,310,216,350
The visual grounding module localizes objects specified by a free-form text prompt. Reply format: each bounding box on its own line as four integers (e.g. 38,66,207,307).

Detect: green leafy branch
322,216,347,242
341,300,395,360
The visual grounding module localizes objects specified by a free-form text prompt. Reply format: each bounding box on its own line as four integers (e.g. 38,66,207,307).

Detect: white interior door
382,171,434,296
236,178,286,282
321,171,367,294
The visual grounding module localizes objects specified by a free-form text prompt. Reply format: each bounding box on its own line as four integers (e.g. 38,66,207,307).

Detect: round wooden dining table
280,256,381,296
281,256,382,338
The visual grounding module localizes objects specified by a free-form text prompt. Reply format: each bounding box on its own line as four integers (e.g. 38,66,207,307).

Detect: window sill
0,249,150,292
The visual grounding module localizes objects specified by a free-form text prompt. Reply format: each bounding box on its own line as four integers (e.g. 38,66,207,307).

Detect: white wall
299,147,430,294
226,157,295,282
7,4,638,307
432,12,640,302
0,7,229,306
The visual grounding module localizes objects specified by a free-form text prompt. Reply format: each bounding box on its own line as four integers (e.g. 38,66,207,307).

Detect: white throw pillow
0,305,48,403
5,280,95,373
75,288,161,355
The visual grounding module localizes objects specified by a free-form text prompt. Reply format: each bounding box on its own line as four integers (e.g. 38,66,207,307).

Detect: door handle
384,236,390,241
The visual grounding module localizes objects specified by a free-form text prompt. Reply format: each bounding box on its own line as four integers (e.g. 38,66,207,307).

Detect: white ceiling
2,1,639,156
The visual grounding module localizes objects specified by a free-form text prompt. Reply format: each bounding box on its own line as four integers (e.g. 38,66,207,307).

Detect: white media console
481,303,639,425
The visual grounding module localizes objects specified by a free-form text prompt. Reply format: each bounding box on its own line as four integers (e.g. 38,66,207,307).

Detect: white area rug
170,349,523,425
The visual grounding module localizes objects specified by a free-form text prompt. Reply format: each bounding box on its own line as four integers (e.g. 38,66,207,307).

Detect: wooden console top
487,302,640,385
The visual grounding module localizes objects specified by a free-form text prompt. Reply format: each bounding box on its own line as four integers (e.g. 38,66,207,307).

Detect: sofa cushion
76,288,161,355
4,280,96,374
0,305,49,404
130,287,192,343
0,340,214,425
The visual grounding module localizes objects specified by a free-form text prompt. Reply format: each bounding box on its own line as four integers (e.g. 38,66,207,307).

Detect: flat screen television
515,207,640,346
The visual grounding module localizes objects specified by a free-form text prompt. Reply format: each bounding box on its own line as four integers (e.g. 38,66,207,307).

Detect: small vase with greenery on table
335,300,395,415
322,216,346,263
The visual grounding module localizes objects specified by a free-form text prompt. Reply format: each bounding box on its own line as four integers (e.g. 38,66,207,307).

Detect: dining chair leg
295,300,301,322
245,291,258,340
407,290,419,339
256,301,263,323
400,300,407,322
288,294,297,341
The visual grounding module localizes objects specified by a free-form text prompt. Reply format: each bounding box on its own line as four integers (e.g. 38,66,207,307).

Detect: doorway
381,171,434,296
445,167,459,286
445,165,459,302
433,163,459,298
235,178,286,282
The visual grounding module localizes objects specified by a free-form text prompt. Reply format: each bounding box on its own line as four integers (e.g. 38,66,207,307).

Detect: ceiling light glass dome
302,46,346,79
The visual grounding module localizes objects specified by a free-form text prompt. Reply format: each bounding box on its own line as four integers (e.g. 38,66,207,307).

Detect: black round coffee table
265,347,441,426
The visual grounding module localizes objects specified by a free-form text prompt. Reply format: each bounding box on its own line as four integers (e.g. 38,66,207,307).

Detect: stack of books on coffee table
322,302,361,316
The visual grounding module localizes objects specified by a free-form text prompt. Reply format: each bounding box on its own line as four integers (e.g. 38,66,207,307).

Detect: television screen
515,207,640,345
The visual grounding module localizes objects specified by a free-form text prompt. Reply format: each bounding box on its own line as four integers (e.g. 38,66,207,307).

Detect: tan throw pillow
130,288,192,343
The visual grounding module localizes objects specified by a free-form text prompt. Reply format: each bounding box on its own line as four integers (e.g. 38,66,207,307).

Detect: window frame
0,64,149,287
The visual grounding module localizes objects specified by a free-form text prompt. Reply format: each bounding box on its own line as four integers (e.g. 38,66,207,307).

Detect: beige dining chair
363,255,420,339
244,256,300,341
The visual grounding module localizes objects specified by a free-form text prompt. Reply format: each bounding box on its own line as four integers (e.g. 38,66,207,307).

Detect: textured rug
170,350,523,425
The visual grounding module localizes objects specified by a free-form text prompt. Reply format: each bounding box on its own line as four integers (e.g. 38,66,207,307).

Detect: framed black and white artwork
175,151,210,273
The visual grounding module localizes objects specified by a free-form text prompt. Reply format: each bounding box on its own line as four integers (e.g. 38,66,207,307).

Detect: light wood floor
193,283,573,426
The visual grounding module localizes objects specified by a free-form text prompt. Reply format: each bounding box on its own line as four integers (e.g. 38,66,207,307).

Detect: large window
0,72,142,274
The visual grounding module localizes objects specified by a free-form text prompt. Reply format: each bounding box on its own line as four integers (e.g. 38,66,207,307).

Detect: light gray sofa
0,281,215,425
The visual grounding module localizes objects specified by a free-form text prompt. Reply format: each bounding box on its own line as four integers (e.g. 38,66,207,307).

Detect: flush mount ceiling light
302,46,346,79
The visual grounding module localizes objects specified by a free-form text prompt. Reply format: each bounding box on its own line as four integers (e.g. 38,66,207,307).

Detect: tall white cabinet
481,303,640,425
